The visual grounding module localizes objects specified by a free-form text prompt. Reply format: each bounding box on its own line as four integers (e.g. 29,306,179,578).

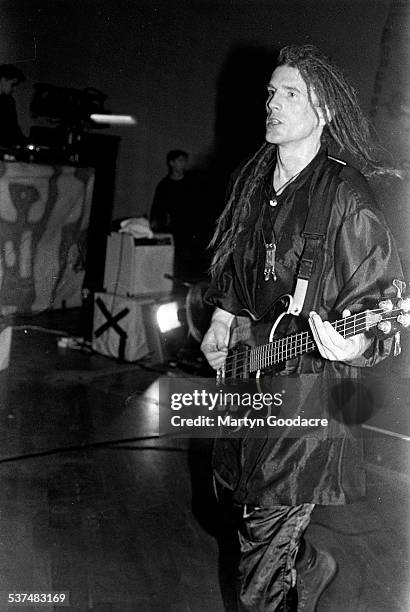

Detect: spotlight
155,302,181,333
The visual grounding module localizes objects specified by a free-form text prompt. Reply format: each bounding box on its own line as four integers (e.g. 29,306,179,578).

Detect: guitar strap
290,157,344,317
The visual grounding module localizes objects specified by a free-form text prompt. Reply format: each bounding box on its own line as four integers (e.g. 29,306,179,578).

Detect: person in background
0,64,27,146
150,149,206,279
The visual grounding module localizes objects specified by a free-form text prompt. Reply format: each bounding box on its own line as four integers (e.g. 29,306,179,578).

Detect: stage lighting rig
30,83,136,127
29,83,136,163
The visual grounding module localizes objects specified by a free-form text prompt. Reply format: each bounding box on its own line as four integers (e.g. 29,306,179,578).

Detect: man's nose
267,92,281,111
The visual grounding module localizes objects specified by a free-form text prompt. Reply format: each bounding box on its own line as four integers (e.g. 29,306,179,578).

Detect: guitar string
224,322,392,375
225,313,374,368
226,305,391,368
225,320,371,374
226,328,354,375
222,309,400,375
224,307,397,371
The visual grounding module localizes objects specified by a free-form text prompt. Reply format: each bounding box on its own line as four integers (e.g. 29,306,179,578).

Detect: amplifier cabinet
103,232,174,296
92,291,169,363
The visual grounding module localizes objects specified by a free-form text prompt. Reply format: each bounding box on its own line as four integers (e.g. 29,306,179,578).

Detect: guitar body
229,295,294,347
267,294,294,341
221,294,296,384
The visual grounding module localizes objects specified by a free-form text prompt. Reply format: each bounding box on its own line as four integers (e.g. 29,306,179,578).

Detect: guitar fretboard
222,309,383,380
217,283,408,382
248,311,370,372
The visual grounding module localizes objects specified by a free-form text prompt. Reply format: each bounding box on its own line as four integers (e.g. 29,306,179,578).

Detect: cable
12,324,71,335
102,444,193,453
0,433,179,465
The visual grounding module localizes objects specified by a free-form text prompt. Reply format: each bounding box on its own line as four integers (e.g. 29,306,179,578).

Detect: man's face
265,65,325,149
169,155,188,175
0,78,19,95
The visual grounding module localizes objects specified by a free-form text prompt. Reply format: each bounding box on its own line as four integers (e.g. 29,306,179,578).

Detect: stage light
156,302,181,333
90,113,137,125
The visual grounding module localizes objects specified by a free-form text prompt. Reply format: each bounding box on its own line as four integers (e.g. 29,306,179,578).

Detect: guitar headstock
372,280,410,355
376,280,410,334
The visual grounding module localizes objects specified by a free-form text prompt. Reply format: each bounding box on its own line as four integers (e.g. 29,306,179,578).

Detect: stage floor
0,307,408,611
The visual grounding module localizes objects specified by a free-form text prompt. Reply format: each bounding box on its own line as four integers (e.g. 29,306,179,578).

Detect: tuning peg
379,299,393,312
393,332,401,356
398,297,410,313
398,313,410,328
393,279,406,299
378,320,392,334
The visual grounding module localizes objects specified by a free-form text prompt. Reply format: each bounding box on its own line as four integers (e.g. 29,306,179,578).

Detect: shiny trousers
237,503,315,612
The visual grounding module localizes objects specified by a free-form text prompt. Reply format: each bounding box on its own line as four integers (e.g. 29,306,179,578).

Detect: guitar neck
220,283,408,382
248,311,371,373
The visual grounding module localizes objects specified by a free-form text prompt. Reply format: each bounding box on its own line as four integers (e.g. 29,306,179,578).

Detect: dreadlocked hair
209,142,275,276
210,44,399,278
278,44,399,178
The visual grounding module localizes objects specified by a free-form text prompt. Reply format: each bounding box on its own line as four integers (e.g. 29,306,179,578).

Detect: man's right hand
200,308,234,370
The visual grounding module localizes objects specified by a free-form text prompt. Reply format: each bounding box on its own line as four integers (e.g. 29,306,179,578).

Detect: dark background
0,0,396,219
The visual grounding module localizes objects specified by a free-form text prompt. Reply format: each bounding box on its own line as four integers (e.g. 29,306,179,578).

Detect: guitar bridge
216,365,226,386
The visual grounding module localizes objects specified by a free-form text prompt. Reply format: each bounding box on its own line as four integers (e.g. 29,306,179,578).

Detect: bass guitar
217,280,410,385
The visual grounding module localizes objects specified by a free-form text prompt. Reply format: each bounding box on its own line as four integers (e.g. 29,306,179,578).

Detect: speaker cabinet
103,232,174,297
92,291,170,363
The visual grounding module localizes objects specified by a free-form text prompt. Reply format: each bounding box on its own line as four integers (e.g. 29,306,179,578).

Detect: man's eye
288,91,296,98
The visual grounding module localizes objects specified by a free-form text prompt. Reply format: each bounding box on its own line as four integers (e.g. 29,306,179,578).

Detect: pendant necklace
264,240,277,281
264,169,301,281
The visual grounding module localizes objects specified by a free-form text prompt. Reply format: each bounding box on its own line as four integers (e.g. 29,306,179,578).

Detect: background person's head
166,149,188,179
0,64,25,96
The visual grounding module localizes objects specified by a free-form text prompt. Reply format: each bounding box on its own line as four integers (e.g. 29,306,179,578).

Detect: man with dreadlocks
201,45,403,610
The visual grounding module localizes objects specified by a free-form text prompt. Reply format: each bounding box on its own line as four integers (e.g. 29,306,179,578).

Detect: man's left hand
309,310,373,362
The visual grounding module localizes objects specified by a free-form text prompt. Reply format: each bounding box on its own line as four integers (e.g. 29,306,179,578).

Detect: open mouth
267,118,282,126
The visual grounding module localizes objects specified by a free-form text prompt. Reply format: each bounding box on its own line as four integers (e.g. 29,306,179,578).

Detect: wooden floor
0,308,409,611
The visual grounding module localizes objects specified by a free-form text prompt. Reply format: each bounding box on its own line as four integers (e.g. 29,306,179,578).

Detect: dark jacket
206,148,404,506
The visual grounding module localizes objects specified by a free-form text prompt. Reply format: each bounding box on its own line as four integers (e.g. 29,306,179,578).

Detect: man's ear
317,104,332,126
